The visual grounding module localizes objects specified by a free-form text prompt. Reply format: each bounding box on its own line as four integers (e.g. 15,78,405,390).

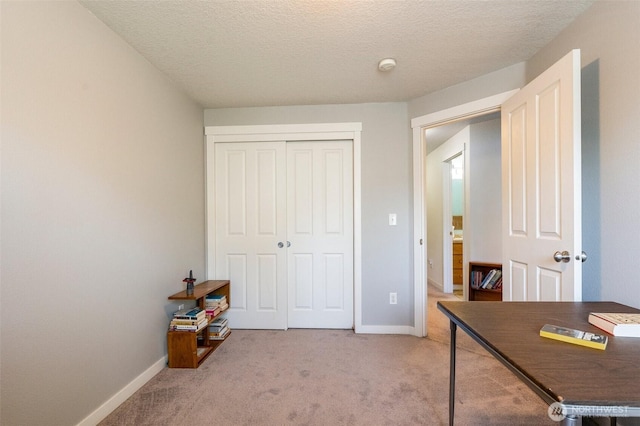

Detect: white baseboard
428,277,443,291
356,324,416,335
77,356,167,426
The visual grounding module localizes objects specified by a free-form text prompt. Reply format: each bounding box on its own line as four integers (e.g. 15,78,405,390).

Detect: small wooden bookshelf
468,262,502,301
167,280,230,368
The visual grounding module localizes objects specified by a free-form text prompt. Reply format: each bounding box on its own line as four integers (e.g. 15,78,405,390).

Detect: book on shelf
169,316,208,332
539,324,608,350
206,306,221,318
493,277,502,289
209,315,230,340
205,295,227,307
205,294,229,317
479,269,496,288
209,324,229,335
170,318,202,326
484,270,502,289
206,294,226,302
471,271,483,289
209,321,228,332
588,312,640,337
169,323,208,332
209,327,230,340
479,269,502,289
173,307,206,320
209,324,228,333
471,268,502,290
210,316,228,328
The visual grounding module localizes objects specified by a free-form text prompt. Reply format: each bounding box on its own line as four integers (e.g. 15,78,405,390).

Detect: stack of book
205,294,229,319
169,307,207,332
472,269,502,289
209,316,230,341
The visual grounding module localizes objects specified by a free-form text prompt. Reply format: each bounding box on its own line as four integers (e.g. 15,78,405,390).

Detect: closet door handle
287,241,291,247
278,242,284,248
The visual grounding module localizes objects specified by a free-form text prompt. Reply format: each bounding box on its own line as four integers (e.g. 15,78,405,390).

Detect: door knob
576,251,587,262
553,251,571,263
287,241,291,247
278,242,284,248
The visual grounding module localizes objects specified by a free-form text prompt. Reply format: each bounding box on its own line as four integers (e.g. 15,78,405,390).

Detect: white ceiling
80,0,594,109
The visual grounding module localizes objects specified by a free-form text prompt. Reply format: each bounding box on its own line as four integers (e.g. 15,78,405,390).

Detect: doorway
410,90,518,337
423,111,502,298
424,125,469,296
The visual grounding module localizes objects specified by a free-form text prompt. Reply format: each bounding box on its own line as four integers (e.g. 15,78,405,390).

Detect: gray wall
204,103,413,326
1,2,205,425
526,0,640,306
468,118,502,265
408,62,527,118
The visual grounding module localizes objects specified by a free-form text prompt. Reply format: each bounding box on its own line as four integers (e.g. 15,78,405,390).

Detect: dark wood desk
437,301,640,425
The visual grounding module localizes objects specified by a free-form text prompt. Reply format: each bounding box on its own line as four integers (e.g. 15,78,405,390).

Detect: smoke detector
378,58,397,72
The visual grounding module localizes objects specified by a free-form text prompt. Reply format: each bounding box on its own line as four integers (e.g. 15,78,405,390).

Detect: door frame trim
410,90,518,337
205,122,363,331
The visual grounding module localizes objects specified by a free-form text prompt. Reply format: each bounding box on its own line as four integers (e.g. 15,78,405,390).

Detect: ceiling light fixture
378,58,396,72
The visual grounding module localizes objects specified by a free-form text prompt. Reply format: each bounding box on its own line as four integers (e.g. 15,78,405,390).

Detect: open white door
501,49,582,301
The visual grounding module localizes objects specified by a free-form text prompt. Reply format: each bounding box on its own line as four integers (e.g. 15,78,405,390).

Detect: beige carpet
99,286,555,425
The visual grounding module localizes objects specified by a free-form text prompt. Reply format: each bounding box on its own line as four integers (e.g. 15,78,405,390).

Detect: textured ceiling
80,0,594,109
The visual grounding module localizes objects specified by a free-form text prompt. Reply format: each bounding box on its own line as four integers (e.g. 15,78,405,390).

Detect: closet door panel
215,142,287,329
287,141,354,328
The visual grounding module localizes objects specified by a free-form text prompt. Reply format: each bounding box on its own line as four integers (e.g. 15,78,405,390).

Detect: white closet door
215,142,287,329
287,141,354,328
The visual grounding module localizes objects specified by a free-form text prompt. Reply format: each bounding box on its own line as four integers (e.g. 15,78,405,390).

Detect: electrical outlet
178,304,184,311
389,292,397,305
